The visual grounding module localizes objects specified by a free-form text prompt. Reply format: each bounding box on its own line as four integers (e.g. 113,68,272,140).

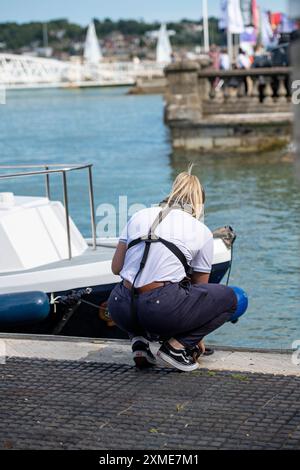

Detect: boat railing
0,163,97,260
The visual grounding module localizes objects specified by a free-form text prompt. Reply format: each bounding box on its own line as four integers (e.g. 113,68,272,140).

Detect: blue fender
0,291,50,325
229,286,249,323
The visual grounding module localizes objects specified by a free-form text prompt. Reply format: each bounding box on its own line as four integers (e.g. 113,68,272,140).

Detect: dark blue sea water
0,87,299,349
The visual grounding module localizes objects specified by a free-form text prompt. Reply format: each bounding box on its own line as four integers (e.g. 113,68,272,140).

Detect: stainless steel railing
0,163,97,259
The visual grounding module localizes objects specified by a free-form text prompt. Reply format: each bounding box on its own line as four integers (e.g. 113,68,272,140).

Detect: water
0,87,299,349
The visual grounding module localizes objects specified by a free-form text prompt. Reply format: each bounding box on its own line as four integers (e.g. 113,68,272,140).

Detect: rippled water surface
0,87,299,348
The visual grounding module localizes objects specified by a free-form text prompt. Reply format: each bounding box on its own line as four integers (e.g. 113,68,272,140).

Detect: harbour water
0,87,299,349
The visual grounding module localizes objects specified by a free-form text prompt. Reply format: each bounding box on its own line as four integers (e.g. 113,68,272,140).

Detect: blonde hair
166,165,204,219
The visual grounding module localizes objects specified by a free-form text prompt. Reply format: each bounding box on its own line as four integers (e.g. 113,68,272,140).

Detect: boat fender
0,291,50,325
229,287,248,323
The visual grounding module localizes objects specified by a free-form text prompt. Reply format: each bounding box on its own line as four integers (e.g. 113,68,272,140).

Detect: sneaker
131,337,157,369
157,342,199,372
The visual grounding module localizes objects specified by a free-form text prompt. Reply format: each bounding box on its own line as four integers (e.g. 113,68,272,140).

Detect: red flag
252,0,260,32
270,12,282,30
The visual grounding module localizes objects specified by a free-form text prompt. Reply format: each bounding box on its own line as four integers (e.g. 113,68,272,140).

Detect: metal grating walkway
0,358,300,450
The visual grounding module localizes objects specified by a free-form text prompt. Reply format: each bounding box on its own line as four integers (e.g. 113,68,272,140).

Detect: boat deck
0,246,115,277
0,336,299,450
0,245,119,295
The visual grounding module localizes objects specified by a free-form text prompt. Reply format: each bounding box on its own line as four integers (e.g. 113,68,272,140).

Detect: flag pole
202,0,210,52
227,1,233,68
227,29,233,68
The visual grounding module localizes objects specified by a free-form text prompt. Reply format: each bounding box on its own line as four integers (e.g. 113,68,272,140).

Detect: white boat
0,164,232,337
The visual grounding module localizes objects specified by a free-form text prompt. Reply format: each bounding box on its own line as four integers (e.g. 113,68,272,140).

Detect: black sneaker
131,337,157,369
157,342,199,372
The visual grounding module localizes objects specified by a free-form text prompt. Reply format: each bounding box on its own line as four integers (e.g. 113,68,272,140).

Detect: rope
226,244,234,286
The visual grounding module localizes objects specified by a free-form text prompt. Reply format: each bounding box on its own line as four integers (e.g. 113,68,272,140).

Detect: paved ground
2,335,300,376
1,356,300,450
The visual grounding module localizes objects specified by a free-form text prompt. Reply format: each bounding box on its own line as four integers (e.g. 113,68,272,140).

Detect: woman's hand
198,340,206,354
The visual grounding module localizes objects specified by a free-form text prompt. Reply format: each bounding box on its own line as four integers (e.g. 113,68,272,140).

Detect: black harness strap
158,238,193,277
127,237,144,249
128,236,192,277
130,239,152,335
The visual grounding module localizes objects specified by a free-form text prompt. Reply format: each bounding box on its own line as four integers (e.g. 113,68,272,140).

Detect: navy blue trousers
108,281,237,348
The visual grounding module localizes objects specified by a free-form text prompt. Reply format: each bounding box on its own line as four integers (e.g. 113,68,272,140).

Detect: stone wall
164,62,203,123
164,61,293,154
291,39,300,176
128,77,167,95
171,120,292,153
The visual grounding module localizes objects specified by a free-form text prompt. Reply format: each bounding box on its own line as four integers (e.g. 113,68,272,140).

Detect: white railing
0,163,97,260
0,53,166,88
0,54,67,85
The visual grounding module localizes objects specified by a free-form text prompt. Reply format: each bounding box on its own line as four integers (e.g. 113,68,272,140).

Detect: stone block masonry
164,62,293,154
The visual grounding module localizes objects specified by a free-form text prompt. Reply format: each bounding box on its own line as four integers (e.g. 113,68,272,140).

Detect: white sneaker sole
157,350,199,372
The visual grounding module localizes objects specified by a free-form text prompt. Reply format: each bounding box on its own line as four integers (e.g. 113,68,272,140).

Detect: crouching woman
108,170,240,372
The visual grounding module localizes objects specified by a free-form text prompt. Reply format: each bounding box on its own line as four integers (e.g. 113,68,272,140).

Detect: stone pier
292,43,300,176
164,62,293,153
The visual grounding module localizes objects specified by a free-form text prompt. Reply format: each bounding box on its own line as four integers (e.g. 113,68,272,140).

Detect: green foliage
0,22,43,49
0,19,83,50
0,17,223,52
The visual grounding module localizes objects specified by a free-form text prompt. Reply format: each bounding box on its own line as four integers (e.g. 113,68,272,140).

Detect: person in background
254,44,266,58
252,44,271,67
236,48,251,70
209,44,221,88
252,44,272,102
209,44,221,70
220,48,231,70
236,48,252,95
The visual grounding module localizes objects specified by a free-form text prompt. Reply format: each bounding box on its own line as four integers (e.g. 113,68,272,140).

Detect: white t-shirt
119,207,214,287
220,53,230,70
237,54,251,69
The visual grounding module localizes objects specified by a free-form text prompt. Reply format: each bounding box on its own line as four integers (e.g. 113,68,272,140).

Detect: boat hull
0,259,231,336
0,236,231,336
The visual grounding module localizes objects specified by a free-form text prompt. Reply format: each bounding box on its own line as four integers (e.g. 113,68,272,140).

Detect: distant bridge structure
0,53,165,89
